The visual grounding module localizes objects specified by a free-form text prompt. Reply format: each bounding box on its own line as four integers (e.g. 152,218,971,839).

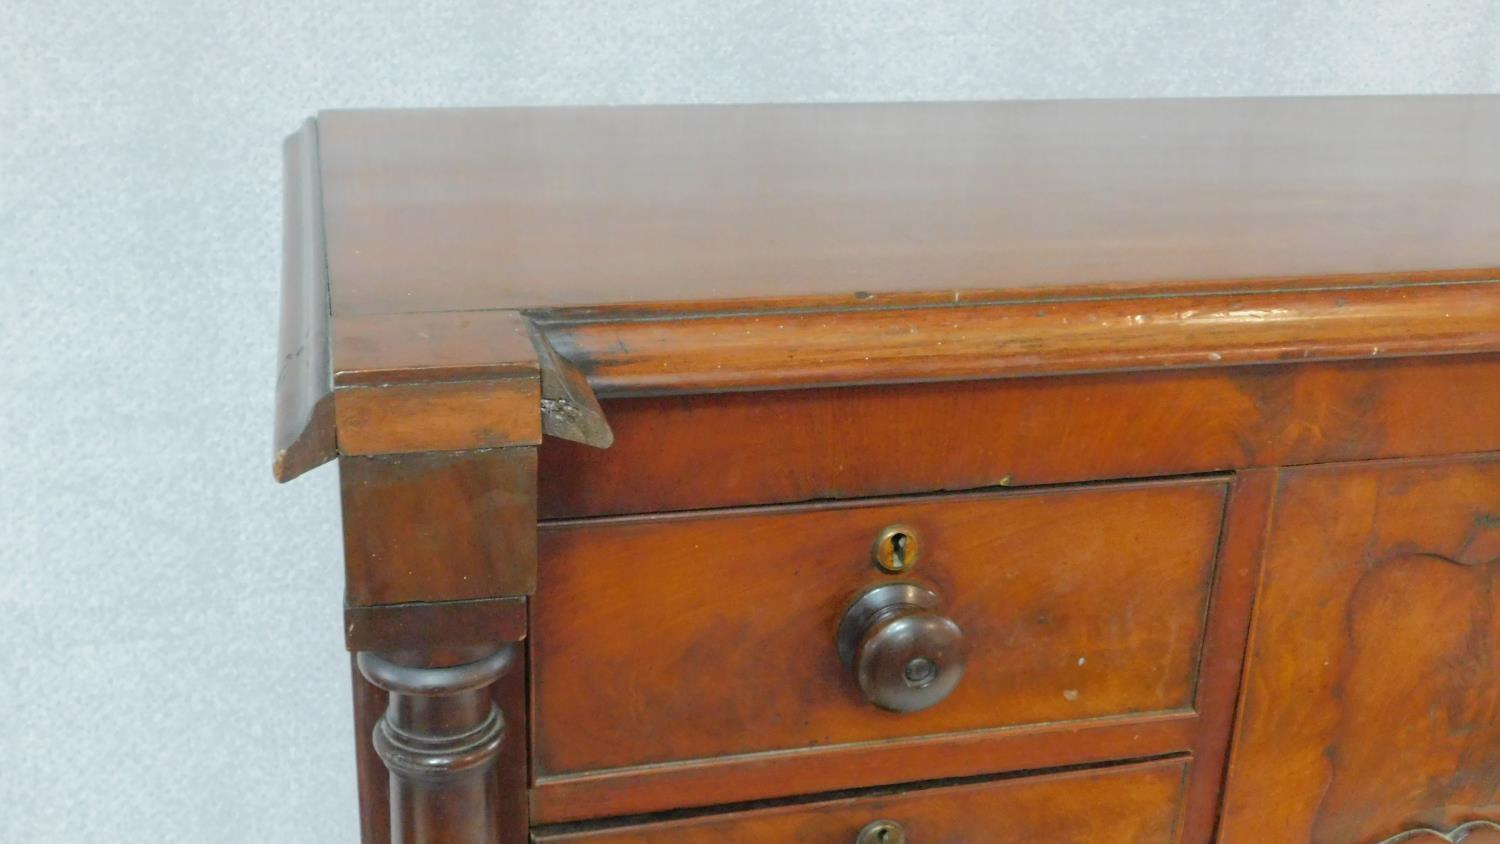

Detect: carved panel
1221,457,1500,843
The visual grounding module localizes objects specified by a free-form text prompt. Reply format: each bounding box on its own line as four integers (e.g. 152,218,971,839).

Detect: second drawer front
533,758,1189,843
533,478,1225,782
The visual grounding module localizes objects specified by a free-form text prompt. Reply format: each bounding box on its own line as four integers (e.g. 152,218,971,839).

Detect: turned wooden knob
856,819,908,844
837,583,965,713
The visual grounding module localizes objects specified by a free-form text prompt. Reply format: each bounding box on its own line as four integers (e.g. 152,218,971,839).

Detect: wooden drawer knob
856,819,908,844
837,583,966,713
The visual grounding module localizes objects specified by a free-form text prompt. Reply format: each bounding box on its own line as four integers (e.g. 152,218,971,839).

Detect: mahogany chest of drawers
274,97,1500,843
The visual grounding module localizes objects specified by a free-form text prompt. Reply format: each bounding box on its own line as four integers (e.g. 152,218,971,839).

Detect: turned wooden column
338,447,542,843
357,646,518,844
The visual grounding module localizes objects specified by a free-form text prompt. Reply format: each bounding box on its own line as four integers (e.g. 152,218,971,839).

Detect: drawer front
538,356,1500,520
533,479,1225,781
1221,457,1500,842
533,758,1188,843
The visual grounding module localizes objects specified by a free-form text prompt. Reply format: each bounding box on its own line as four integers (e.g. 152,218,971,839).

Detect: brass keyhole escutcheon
856,819,907,844
873,525,919,573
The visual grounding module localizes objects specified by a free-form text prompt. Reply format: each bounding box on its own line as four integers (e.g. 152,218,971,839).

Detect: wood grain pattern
357,646,518,844
272,119,336,482
334,378,541,456
340,449,538,606
352,650,532,844
1177,469,1278,843
528,711,1196,825
545,280,1500,396
333,310,540,387
531,757,1189,843
1220,456,1500,842
352,655,390,844
539,355,1500,519
344,596,527,653
530,479,1224,818
315,98,1500,316
282,98,1500,842
290,99,1500,467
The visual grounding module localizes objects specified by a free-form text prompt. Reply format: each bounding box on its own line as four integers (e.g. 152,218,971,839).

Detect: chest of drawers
275,97,1500,843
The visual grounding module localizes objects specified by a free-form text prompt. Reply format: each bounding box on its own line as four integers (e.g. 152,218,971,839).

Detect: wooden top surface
279,97,1500,476
316,96,1500,318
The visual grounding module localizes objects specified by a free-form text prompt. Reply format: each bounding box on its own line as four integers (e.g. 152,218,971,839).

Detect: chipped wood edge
527,320,614,448
273,118,337,482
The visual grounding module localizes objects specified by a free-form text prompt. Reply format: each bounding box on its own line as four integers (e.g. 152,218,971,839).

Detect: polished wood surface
340,449,538,606
545,280,1500,396
333,311,540,387
530,710,1195,826
540,355,1500,519
1221,456,1500,842
531,479,1223,818
272,119,335,482
1177,469,1277,843
344,597,527,654
532,758,1189,843
316,97,1500,316
277,98,1500,473
272,97,1500,844
353,652,531,844
335,379,541,457
358,646,518,844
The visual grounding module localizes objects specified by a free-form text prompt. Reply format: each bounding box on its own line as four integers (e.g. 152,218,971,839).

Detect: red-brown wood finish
340,449,538,606
531,479,1224,819
273,119,335,482
271,98,1500,844
543,280,1500,396
314,98,1500,316
352,652,531,844
531,758,1190,843
1220,456,1500,842
1177,469,1278,843
529,711,1197,828
539,355,1500,519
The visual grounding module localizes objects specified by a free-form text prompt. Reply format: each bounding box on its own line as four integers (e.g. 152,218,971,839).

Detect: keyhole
858,820,906,844
889,533,909,568
873,525,919,573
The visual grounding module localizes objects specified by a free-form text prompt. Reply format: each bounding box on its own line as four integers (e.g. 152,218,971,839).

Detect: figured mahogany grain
532,757,1189,843
1220,456,1500,842
531,479,1223,812
538,355,1500,519
276,97,1500,844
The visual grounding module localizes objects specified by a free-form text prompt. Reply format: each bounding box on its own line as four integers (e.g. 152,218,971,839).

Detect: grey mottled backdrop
2,2,1498,841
